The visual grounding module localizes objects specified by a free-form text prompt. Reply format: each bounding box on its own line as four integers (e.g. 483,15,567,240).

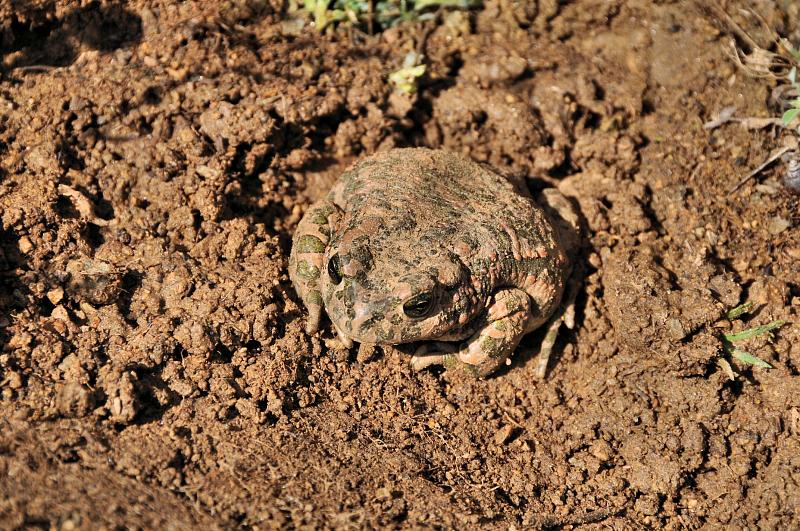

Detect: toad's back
329,149,566,295
337,150,556,248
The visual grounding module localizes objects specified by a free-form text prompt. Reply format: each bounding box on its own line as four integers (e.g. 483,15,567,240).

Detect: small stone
176,127,197,144
18,236,33,254
356,343,377,364
280,16,306,35
195,165,220,179
590,440,612,461
68,96,87,112
755,182,779,195
5,371,23,389
102,370,139,424
112,397,123,417
169,379,195,398
235,399,258,420
493,424,515,445
57,382,95,417
58,353,81,376
767,216,791,236
789,408,800,435
51,305,71,323
167,67,188,81
666,317,685,340
7,332,32,349
65,258,122,306
47,287,64,304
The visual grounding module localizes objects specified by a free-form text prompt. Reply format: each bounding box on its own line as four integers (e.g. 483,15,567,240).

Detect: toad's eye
403,292,434,318
327,254,343,284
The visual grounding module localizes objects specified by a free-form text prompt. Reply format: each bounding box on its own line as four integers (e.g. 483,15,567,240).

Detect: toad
289,148,580,377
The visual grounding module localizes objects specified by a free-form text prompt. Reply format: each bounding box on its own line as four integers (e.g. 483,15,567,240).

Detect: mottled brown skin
289,148,578,377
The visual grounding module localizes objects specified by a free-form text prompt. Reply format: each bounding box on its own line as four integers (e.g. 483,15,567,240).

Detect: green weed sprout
779,37,800,63
303,0,347,31
298,0,481,32
781,66,800,129
719,302,785,372
389,51,426,94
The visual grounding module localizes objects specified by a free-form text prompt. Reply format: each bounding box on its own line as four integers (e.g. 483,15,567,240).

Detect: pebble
6,371,23,389
767,216,791,236
590,440,612,461
51,305,71,323
493,424,515,445
18,236,33,254
47,287,64,305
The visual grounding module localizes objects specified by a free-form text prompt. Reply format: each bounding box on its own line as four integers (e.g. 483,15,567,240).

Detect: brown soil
2,1,799,528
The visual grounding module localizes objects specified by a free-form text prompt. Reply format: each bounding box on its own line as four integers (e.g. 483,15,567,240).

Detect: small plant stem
730,146,794,192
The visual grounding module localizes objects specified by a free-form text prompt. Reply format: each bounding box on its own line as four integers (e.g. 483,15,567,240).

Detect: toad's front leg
289,200,339,334
411,288,532,378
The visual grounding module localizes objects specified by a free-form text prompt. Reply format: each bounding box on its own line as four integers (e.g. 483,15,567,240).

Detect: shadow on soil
1,1,143,70
0,225,27,351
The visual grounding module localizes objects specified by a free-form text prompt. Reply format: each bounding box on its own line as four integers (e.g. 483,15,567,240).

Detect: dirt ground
1,0,799,528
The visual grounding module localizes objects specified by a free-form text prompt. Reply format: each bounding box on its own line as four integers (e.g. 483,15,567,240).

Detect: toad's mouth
332,314,424,345
329,304,474,346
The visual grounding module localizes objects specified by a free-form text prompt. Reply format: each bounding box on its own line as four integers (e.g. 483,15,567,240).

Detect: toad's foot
411,288,532,378
410,342,459,371
534,274,578,379
288,200,340,334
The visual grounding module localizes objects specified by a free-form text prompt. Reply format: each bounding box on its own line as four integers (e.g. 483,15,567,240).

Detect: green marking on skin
494,320,507,332
295,234,326,253
462,361,481,377
481,336,501,357
296,260,320,281
503,297,523,314
443,354,458,368
310,210,330,225
307,289,323,306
